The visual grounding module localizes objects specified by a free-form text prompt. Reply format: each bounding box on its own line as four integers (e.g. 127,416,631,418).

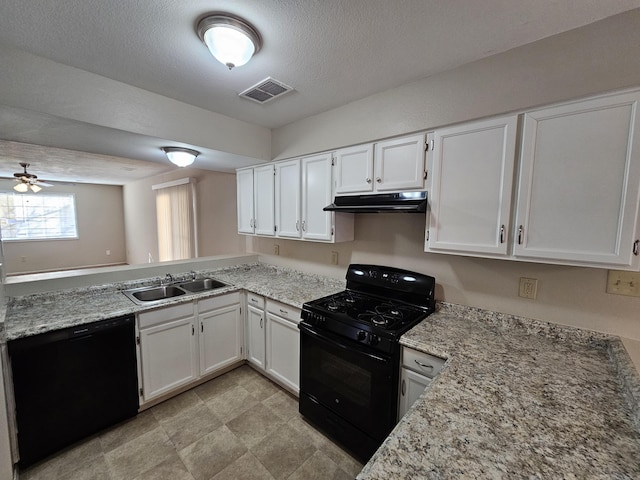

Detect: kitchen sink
177,278,226,293
123,278,227,305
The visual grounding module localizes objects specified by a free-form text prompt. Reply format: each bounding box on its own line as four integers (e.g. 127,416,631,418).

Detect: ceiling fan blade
38,182,54,187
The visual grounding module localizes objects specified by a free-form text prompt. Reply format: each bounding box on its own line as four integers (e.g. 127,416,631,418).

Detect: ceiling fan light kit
12,163,52,193
162,147,200,167
196,13,262,70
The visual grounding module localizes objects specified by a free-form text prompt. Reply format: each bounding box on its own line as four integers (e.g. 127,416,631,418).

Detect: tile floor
19,365,363,480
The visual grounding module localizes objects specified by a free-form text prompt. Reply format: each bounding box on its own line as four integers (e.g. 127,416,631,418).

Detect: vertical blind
153,179,196,262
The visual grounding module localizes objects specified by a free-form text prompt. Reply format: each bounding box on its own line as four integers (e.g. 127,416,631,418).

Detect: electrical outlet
331,251,339,265
274,244,280,255
519,277,538,299
606,270,640,297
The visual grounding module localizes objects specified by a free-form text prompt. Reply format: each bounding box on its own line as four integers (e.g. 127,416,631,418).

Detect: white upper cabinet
514,91,640,269
427,115,518,256
334,134,427,195
301,153,334,241
236,168,254,234
237,164,275,236
374,133,427,192
334,144,374,194
274,159,302,239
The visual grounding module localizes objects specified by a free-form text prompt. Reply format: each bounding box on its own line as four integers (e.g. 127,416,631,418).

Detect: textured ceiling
1,0,640,184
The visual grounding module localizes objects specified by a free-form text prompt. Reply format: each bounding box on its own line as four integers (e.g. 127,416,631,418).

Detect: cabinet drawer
266,300,300,324
402,348,445,378
246,293,264,309
198,292,240,313
138,302,195,329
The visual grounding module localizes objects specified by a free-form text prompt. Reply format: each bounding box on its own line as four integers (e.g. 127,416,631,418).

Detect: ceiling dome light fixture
162,147,200,168
196,13,262,70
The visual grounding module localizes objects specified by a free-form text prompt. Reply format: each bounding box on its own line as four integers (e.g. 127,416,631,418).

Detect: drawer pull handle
251,298,258,304
414,359,434,371
279,308,288,315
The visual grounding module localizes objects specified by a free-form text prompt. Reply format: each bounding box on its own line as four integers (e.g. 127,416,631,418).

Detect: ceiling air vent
239,77,293,104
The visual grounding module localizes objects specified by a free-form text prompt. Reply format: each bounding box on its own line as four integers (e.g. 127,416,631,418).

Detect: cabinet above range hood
323,191,427,213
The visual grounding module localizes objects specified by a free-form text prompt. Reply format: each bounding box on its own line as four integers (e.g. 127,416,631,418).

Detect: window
0,192,78,241
153,178,197,262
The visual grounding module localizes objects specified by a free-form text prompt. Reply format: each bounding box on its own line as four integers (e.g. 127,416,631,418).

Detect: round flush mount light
196,13,262,70
162,147,200,167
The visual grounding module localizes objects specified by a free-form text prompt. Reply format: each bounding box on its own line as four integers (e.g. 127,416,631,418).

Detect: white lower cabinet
398,347,445,420
266,300,301,394
137,293,242,404
138,303,198,402
246,293,266,370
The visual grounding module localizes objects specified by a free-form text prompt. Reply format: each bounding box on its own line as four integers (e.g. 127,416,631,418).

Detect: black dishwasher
8,315,139,468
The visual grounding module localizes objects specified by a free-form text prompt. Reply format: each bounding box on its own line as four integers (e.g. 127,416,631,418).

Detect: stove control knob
357,330,367,341
369,334,380,346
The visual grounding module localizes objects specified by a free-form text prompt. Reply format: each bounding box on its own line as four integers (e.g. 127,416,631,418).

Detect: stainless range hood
323,191,427,213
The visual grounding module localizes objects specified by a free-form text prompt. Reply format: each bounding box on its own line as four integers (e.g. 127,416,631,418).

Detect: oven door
299,321,397,441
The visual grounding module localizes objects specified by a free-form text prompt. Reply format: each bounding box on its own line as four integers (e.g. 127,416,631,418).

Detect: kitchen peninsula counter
358,303,640,479
3,263,344,341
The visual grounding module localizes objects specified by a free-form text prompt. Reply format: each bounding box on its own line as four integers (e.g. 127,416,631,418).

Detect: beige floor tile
251,423,316,479
193,372,239,401
226,403,285,448
132,456,195,480
224,365,264,386
316,436,364,478
205,384,260,423
100,409,160,453
245,376,282,401
159,402,223,450
58,454,113,480
262,390,299,421
288,450,353,480
104,427,176,480
178,425,247,480
211,452,275,480
151,390,203,422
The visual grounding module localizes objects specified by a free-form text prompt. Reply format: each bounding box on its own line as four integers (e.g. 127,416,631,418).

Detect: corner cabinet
426,115,518,256
273,153,354,243
236,164,275,236
513,91,640,269
334,134,427,195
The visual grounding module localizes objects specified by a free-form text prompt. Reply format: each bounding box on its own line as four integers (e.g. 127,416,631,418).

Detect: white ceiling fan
12,163,53,193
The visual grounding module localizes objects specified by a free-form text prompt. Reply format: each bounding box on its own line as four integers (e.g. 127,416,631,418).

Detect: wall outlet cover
606,270,640,297
519,277,538,299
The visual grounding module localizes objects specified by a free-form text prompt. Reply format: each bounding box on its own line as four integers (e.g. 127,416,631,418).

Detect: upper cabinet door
275,159,302,239
253,164,275,236
514,91,640,268
302,153,334,241
236,168,254,234
374,133,426,192
334,144,374,194
428,115,518,256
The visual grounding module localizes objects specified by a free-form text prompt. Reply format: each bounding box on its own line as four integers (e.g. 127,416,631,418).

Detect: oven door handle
299,322,390,364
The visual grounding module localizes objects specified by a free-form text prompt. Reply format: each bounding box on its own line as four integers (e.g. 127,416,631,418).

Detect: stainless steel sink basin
177,278,226,293
123,277,227,305
127,285,186,303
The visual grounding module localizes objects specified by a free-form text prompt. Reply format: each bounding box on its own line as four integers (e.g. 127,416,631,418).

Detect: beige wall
259,10,640,342
272,8,640,160
123,168,245,265
1,181,126,273
249,214,640,341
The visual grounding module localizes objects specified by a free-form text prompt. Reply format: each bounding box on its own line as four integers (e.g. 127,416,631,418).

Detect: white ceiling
1,0,640,185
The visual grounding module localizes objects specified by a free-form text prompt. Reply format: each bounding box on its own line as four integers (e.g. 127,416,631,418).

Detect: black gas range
298,264,436,462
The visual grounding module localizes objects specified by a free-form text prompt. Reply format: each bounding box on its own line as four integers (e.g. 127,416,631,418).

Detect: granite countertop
3,263,345,341
358,303,640,479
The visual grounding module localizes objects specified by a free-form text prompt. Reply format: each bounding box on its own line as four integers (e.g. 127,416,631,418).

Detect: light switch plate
606,270,640,297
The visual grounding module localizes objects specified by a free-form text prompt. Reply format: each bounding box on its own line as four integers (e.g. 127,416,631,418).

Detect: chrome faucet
161,273,174,285
190,270,197,281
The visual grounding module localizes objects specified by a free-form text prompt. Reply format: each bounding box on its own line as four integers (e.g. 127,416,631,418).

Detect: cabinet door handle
191,325,195,335
200,322,203,333
296,220,300,231
415,359,434,371
517,225,524,245
376,177,382,183
634,240,639,256
260,318,263,329
365,177,372,184
401,379,406,396
301,220,306,232
499,225,505,244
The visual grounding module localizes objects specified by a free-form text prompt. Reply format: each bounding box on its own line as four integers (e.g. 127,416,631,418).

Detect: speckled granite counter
3,263,345,341
358,303,640,479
